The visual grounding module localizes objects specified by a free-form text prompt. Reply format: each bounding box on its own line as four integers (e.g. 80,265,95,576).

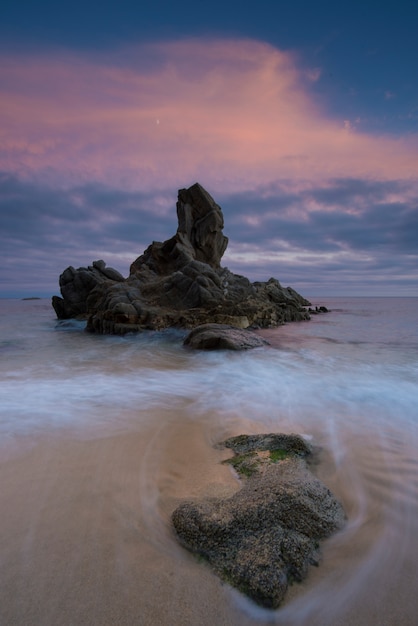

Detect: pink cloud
1,38,417,194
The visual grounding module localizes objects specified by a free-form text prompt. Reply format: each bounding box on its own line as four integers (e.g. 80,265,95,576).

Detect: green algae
223,447,293,477
269,449,290,463
222,451,260,477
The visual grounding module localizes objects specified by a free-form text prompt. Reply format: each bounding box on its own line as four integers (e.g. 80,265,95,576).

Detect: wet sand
1,413,417,626
0,415,241,626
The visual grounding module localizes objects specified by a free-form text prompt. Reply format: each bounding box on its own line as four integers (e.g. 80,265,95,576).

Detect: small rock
183,324,269,350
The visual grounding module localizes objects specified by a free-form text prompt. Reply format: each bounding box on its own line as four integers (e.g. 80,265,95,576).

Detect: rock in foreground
52,183,312,333
172,434,345,609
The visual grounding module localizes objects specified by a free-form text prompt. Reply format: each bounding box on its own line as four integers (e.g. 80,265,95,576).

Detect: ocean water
0,297,417,625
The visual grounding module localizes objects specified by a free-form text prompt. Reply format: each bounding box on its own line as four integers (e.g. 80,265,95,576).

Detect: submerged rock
172,433,345,609
308,306,329,315
183,324,269,350
52,183,312,333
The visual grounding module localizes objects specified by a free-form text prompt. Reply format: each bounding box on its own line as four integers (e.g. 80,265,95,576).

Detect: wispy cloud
1,38,417,296
221,177,418,272
1,39,417,190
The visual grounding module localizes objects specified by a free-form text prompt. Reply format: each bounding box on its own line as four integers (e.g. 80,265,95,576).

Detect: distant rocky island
52,183,313,335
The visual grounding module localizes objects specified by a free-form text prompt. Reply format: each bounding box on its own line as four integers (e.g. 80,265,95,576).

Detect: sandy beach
0,415,243,626
1,411,417,626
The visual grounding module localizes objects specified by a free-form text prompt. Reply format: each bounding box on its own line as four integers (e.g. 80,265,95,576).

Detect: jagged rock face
172,434,346,609
129,183,227,277
52,183,312,333
51,260,124,319
176,183,228,268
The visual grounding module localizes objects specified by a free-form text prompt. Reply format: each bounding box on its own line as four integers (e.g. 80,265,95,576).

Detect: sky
1,0,417,298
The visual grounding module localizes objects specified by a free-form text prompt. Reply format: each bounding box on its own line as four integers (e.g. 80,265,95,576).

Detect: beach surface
1,413,417,626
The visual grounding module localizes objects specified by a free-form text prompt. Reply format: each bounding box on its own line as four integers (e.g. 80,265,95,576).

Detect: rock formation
51,260,124,319
172,434,345,609
52,183,312,334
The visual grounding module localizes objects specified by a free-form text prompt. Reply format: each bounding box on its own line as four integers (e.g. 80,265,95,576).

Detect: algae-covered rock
172,433,345,609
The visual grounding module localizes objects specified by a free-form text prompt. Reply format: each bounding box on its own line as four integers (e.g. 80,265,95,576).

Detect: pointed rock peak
176,183,228,267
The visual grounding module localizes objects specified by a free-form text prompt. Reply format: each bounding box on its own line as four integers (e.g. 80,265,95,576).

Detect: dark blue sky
1,0,417,297
3,0,416,126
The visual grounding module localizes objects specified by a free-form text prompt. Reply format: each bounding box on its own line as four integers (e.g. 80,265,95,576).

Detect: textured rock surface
172,433,345,609
52,183,312,333
183,324,269,350
51,260,125,319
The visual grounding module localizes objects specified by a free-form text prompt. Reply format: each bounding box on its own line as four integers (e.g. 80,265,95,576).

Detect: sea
0,296,417,626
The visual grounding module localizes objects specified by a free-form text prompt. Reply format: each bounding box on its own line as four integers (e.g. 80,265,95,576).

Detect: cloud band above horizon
0,38,417,297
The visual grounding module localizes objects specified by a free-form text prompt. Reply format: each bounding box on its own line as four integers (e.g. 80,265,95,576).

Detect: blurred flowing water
0,297,417,625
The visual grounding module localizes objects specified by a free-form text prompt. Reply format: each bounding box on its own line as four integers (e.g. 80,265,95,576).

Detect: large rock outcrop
172,434,345,609
52,183,312,333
